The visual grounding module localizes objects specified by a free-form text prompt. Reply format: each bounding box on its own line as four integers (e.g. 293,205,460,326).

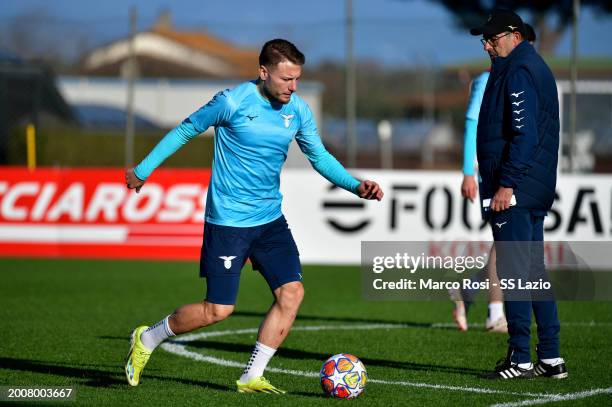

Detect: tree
424,0,612,55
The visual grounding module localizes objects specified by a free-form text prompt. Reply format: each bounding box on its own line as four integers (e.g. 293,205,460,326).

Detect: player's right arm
461,72,488,202
461,116,478,202
125,90,234,192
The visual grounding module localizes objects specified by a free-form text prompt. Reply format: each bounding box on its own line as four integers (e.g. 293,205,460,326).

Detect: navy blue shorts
200,215,302,305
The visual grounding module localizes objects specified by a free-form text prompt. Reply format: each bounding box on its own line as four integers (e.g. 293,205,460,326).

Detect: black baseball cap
470,9,525,38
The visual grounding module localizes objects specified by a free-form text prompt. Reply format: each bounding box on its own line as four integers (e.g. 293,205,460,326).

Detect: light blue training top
134,80,360,227
463,71,490,175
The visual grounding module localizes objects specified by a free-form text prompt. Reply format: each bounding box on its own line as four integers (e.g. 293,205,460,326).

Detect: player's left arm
493,68,539,211
295,101,383,201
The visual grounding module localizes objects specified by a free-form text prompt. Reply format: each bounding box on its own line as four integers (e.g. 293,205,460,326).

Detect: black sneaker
534,359,568,379
482,357,535,380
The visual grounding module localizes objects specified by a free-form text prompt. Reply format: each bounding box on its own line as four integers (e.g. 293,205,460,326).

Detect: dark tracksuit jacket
477,40,559,218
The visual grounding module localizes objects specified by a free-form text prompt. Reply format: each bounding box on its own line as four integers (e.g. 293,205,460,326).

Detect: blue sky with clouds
2,0,611,66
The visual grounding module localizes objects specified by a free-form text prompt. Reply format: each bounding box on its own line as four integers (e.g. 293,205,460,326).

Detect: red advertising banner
0,167,210,260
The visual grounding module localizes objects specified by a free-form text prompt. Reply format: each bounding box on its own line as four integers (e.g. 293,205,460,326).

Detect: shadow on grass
232,310,437,328
97,336,486,376
235,310,467,332
185,340,487,376
0,356,341,400
0,357,232,391
97,337,486,377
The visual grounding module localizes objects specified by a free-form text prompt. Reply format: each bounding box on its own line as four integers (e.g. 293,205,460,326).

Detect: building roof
150,24,257,78
82,13,259,79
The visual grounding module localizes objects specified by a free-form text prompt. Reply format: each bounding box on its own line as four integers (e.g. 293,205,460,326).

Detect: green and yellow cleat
236,377,286,394
125,326,152,386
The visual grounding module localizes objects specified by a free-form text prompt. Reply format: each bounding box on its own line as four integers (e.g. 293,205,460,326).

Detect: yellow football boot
236,376,286,394
125,326,152,386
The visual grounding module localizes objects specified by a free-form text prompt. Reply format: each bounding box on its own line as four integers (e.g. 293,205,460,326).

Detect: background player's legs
485,247,507,332
487,247,503,302
451,245,506,332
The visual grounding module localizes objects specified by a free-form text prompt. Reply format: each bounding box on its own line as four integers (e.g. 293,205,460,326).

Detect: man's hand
357,180,384,201
125,168,145,193
461,175,478,203
491,186,513,212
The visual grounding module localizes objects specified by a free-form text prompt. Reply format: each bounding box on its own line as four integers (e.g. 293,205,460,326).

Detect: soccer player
470,10,567,380
124,39,383,393
454,23,536,333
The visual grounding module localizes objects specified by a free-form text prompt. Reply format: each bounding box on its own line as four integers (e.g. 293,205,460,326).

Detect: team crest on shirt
219,256,237,270
280,114,294,128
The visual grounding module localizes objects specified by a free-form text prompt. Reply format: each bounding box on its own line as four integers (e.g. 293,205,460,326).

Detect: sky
1,0,612,67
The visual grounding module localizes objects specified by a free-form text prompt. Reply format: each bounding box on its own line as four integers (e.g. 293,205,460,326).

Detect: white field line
489,387,612,407
161,324,552,399
366,377,549,397
161,323,611,404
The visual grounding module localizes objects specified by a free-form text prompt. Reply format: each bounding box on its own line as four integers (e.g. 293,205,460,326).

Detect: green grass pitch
0,258,611,406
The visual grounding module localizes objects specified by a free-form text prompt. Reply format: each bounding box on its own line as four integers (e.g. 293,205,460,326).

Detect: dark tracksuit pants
490,207,560,364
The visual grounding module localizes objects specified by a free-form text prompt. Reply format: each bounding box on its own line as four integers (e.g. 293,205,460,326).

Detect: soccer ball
320,353,367,399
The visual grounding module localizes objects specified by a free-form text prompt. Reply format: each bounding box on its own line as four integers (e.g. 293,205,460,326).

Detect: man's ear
259,65,268,81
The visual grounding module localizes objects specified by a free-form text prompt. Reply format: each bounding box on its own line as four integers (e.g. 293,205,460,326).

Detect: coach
470,9,567,380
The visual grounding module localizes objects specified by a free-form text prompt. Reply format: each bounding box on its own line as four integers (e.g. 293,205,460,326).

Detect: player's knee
204,302,234,323
277,282,304,311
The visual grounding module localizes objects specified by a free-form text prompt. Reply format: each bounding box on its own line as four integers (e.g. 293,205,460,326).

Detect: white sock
140,315,175,351
517,362,533,369
488,302,505,321
239,341,276,383
541,357,564,366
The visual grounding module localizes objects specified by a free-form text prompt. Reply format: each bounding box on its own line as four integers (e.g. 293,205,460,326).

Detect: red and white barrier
1,167,610,263
0,167,209,260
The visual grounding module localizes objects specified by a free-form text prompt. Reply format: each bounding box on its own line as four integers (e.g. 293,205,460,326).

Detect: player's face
259,60,302,104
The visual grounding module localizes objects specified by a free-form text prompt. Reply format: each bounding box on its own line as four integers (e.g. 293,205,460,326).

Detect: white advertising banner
280,170,612,264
